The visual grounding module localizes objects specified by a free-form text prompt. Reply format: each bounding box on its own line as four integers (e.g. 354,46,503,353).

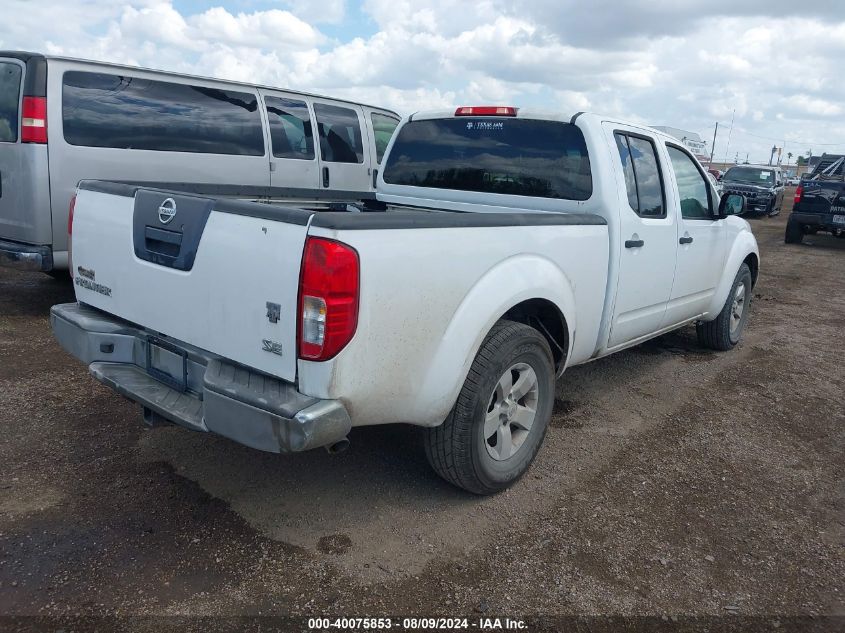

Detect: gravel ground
0,194,843,630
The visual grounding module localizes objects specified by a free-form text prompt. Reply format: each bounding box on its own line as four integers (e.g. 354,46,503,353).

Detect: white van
0,51,400,273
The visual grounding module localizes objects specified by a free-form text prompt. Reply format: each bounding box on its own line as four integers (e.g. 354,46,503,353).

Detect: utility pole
722,109,735,165
708,122,718,167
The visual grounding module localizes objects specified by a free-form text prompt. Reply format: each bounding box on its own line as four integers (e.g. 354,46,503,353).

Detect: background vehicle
785,154,845,243
52,108,758,494
0,51,400,274
721,164,785,216
707,171,724,196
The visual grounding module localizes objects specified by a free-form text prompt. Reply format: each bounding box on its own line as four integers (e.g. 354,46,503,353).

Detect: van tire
784,218,804,244
424,320,554,495
696,263,752,351
45,270,71,281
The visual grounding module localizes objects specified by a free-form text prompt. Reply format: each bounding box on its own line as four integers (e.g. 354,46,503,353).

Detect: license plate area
833,215,845,225
146,336,188,392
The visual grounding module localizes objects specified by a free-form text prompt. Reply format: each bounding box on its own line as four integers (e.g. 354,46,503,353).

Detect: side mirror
718,193,745,218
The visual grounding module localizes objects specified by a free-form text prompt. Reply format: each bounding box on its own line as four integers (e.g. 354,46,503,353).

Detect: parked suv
720,164,785,217
0,51,399,274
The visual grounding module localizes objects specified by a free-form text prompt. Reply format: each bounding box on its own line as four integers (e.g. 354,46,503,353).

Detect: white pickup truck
52,107,758,494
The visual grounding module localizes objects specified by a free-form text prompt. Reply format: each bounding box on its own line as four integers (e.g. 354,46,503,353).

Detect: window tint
382,118,592,200
371,112,399,163
0,62,22,143
615,134,639,211
62,71,264,155
614,133,665,217
667,146,712,219
314,103,364,164
265,96,314,160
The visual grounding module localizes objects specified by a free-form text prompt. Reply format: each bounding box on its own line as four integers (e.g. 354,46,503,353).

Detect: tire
784,217,804,244
44,270,71,281
424,320,555,495
696,263,753,351
768,198,781,217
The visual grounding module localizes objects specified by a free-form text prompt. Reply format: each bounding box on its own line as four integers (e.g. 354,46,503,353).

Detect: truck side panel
298,223,609,428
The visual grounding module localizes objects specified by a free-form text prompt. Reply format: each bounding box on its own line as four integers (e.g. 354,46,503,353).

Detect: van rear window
0,62,22,143
382,118,592,200
62,71,264,156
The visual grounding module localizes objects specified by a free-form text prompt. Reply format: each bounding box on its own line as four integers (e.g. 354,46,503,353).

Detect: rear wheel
784,218,804,244
697,263,752,351
424,320,555,495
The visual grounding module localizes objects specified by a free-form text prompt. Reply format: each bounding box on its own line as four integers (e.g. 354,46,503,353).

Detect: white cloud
1,1,844,161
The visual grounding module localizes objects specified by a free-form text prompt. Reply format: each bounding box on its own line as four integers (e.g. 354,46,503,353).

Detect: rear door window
265,96,314,160
62,71,264,155
371,112,400,163
383,118,592,200
0,62,22,143
614,133,665,218
314,103,364,164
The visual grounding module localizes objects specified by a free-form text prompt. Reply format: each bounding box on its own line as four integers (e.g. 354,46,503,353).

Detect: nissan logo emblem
158,198,177,224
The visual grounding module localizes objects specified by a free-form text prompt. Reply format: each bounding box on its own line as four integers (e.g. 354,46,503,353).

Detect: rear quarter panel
299,223,609,427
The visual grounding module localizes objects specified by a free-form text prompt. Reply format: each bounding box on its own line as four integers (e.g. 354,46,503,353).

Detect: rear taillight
297,237,359,361
794,185,803,205
68,194,76,278
21,96,47,144
455,106,518,116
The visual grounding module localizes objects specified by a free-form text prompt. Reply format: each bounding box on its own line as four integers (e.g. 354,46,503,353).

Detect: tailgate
70,183,312,382
797,181,845,215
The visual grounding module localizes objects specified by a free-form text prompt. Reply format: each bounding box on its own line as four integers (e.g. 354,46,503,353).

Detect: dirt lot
0,196,843,628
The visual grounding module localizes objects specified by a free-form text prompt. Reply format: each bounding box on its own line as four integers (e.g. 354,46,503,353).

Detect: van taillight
794,185,803,205
21,97,47,144
298,237,359,361
68,194,76,278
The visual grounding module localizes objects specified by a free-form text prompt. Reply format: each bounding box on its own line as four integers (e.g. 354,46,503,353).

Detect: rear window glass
62,71,264,155
314,103,364,164
265,96,314,160
382,118,592,200
371,112,400,163
0,62,22,143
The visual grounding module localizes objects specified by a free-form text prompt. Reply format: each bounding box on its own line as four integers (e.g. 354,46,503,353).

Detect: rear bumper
789,211,845,232
0,239,52,271
50,302,351,453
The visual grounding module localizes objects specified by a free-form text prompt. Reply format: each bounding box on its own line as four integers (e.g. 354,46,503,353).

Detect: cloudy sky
3,0,844,164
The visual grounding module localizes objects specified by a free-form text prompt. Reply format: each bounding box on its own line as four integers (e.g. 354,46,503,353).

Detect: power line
715,125,845,148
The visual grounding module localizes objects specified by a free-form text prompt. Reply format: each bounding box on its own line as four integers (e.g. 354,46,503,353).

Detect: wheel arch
743,252,759,288
414,254,577,427
502,298,569,373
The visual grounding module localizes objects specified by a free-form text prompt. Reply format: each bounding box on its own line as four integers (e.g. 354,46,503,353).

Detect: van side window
0,62,22,143
614,132,665,218
62,71,264,156
265,97,314,160
371,112,400,163
314,103,364,164
667,145,712,219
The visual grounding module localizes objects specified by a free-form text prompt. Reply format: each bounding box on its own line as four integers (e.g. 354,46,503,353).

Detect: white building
651,126,708,161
